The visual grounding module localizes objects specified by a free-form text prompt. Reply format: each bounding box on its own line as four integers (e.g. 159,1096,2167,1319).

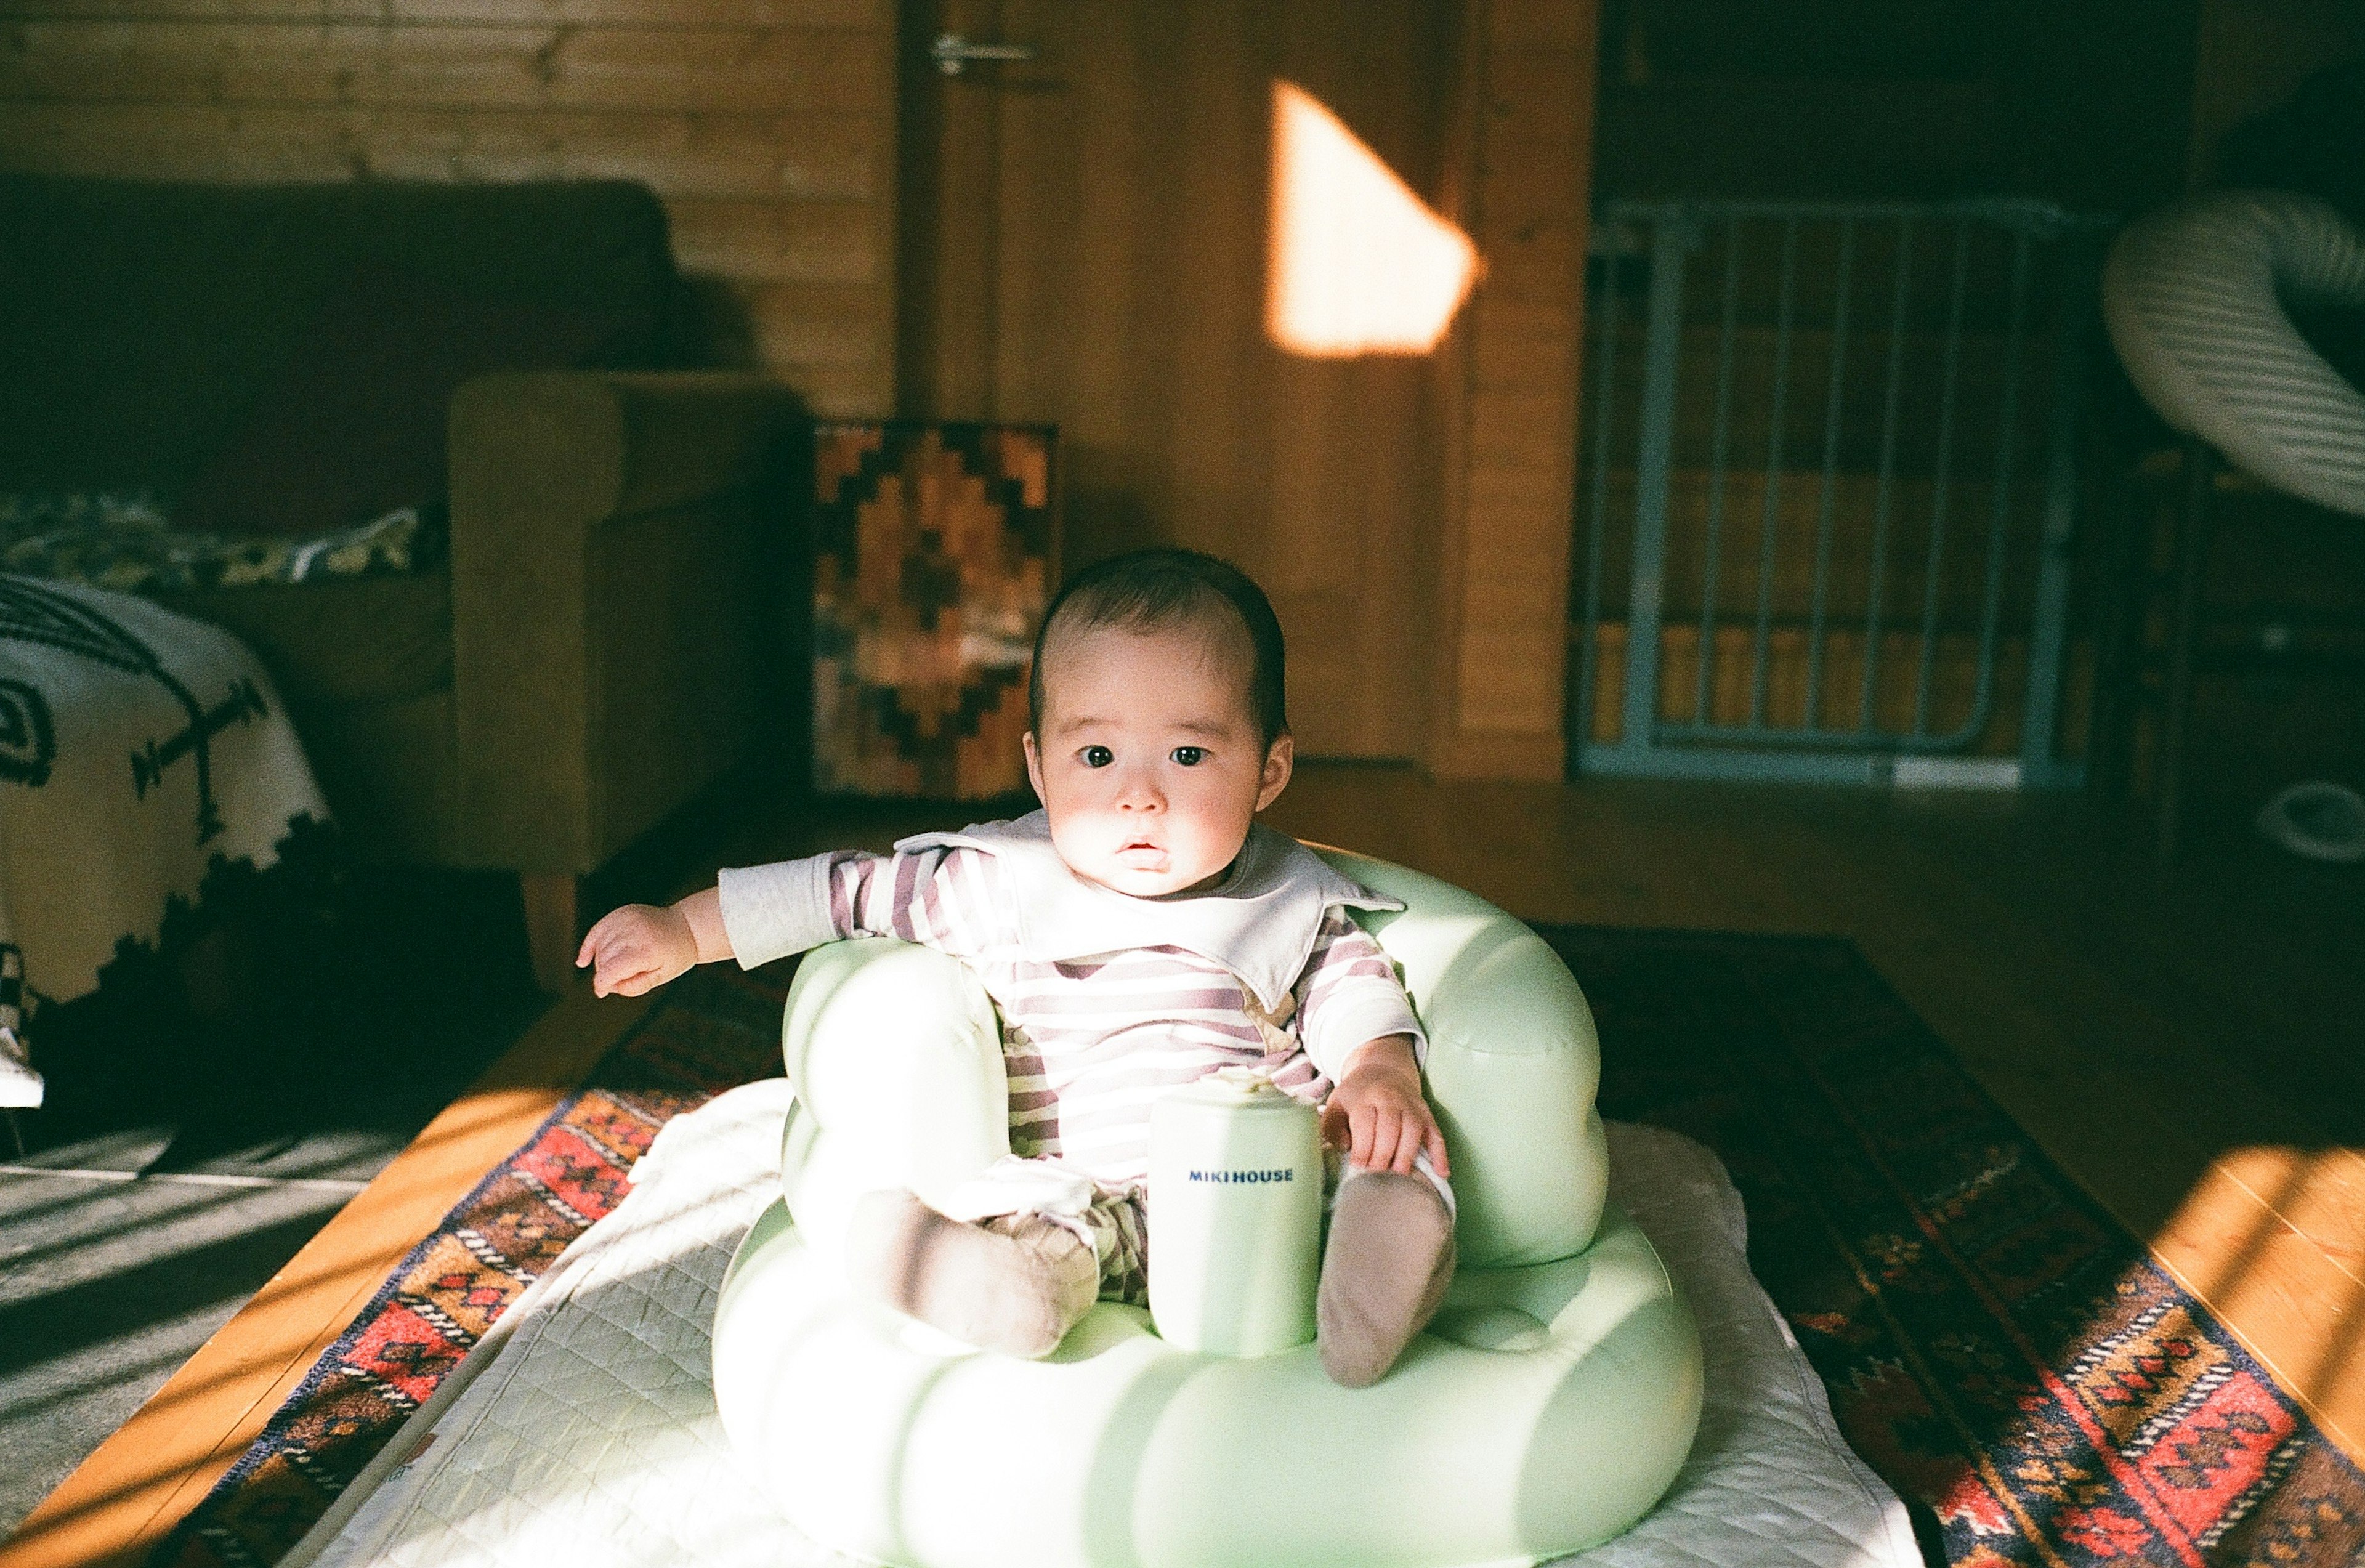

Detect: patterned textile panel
0,575,327,1031
809,424,1055,801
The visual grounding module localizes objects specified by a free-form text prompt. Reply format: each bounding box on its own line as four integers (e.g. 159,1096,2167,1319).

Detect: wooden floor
13,764,2365,1568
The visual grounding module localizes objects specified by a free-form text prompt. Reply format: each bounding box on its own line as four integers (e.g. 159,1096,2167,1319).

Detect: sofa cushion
150,569,455,713
176,268,642,536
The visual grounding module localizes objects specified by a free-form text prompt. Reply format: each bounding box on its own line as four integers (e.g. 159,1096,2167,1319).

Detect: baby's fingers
586,935,655,997
580,910,643,973
606,962,663,998
1340,1102,1376,1168
1421,1115,1450,1178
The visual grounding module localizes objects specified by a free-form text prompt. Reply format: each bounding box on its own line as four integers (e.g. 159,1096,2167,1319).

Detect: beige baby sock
1316,1170,1457,1388
845,1188,1100,1358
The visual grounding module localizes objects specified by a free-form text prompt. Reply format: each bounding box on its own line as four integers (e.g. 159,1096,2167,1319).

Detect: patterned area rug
1567,928,2365,1567
154,929,2365,1568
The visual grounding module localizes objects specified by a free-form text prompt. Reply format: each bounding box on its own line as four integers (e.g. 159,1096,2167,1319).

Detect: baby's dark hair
1027,548,1288,748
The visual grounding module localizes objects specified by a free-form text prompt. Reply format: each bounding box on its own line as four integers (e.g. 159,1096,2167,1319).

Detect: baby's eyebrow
1054,714,1234,738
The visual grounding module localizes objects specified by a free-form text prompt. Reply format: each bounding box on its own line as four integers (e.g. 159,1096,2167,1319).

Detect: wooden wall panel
6,0,872,19
0,0,898,416
1425,0,1597,777
901,0,1462,761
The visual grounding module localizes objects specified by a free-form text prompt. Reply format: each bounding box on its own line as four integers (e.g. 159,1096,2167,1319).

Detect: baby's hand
576,903,698,998
1321,1035,1450,1178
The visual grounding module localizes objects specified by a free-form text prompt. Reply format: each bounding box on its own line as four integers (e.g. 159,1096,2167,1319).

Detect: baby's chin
1070,852,1229,899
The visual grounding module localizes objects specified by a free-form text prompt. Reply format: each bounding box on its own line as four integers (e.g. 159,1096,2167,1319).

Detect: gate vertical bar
1859,216,1915,735
1619,211,1692,756
1955,232,2034,743
1694,218,1745,727
1910,222,1975,737
1748,218,1802,728
1575,235,1627,756
1804,217,1858,729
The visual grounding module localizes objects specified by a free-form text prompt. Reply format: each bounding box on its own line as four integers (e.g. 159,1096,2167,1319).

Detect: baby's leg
844,1186,1142,1357
1316,1157,1456,1388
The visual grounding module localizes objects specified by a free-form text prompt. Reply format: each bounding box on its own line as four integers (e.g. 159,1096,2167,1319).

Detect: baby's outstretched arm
1322,1035,1450,1178
580,844,1001,998
578,886,733,998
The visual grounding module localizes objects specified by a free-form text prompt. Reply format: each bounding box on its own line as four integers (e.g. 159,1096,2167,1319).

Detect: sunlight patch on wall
1266,81,1479,358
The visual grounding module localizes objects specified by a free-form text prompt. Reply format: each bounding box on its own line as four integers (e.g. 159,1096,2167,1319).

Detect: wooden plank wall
1426,0,1596,780
0,0,899,417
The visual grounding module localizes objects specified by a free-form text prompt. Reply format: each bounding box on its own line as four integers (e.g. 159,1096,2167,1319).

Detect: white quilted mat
289,1081,1920,1568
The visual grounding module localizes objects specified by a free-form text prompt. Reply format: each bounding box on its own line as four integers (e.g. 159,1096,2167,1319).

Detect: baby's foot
1317,1170,1457,1388
846,1189,1099,1357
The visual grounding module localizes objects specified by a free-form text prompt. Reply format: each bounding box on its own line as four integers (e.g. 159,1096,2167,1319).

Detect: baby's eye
1170,746,1207,766
1079,745,1114,768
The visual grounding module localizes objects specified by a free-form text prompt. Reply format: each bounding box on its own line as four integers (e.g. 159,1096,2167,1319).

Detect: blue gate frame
1573,198,2111,787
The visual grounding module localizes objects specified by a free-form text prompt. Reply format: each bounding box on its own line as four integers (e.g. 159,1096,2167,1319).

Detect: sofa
0,174,806,988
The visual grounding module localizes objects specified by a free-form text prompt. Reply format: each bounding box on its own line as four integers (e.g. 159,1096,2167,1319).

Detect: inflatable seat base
713,1190,1702,1568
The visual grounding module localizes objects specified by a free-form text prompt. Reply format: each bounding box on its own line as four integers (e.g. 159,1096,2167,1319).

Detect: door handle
932,31,1037,76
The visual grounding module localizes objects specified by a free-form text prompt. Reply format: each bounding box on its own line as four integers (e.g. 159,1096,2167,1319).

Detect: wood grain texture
0,0,897,416
1,0,880,22
668,196,879,283
0,984,655,1568
897,0,1603,770
0,23,886,111
1428,0,1598,778
2154,1150,2365,1460
899,0,1475,761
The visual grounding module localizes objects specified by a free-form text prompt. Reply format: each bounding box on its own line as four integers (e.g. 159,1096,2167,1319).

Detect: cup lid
1165,1065,1308,1108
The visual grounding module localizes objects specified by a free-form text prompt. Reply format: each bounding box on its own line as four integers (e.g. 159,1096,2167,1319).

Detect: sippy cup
1147,1065,1324,1356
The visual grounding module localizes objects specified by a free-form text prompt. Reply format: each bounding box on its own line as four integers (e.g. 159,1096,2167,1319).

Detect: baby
579,548,1455,1386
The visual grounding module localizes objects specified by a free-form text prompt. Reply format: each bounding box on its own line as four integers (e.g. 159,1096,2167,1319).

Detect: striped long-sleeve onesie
716,816,1430,1304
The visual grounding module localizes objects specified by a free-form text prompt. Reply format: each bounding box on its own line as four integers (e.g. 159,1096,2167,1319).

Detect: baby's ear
1022,730,1046,801
1256,732,1295,810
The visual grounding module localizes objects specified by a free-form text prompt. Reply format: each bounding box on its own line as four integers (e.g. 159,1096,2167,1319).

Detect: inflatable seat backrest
780,846,1607,1272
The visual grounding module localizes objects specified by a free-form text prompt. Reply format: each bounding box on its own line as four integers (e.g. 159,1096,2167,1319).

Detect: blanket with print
0,574,325,1104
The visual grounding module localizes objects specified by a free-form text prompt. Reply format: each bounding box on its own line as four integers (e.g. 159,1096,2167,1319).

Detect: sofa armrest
447,370,806,874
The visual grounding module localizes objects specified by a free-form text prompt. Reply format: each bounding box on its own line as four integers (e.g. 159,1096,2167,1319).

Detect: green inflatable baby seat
713,848,1703,1568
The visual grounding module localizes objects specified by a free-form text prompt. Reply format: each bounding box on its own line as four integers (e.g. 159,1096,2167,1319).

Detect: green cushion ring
712,848,1703,1567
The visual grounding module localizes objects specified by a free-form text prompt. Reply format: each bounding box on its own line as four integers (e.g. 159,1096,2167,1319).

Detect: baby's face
1024,622,1293,897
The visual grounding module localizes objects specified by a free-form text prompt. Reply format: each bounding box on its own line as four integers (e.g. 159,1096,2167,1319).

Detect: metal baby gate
1571,198,2111,786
